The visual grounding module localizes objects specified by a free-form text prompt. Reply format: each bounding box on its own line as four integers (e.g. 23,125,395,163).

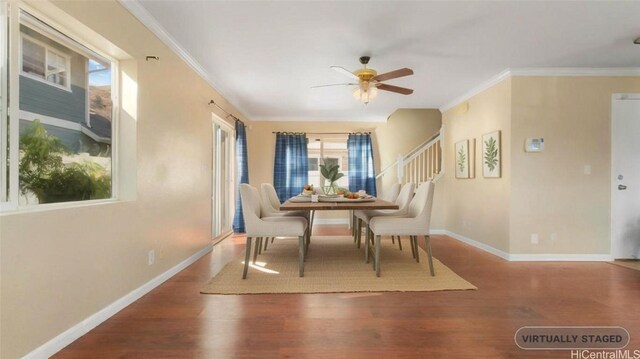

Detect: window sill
20,72,72,92
0,197,122,216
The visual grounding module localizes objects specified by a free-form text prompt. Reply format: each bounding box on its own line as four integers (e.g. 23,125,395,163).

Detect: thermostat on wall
525,138,544,152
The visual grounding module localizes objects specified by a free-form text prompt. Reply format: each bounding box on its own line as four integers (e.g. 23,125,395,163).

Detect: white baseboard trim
445,230,511,260
430,229,446,235
314,218,350,225
24,243,214,359
508,254,613,262
444,230,612,262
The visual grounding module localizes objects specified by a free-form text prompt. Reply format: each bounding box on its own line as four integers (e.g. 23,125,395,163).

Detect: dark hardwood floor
55,225,640,358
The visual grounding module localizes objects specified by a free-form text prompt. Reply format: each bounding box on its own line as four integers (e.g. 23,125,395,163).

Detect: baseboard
508,254,612,261
444,230,612,262
314,218,350,225
24,242,214,359
430,229,446,235
445,230,511,260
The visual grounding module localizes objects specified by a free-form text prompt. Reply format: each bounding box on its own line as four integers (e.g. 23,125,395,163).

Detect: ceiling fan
312,56,414,104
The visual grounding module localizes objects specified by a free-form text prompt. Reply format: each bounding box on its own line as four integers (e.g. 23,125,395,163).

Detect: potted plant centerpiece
319,158,344,195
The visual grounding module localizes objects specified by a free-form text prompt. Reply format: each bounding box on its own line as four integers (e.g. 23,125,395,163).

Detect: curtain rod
208,99,241,122
272,131,371,135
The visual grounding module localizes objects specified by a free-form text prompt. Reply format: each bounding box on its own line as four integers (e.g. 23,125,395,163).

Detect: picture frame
469,138,476,179
482,130,501,178
455,139,470,179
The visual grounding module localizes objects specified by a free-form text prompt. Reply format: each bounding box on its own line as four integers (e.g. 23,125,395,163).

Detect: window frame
0,2,120,212
307,137,349,190
19,32,72,92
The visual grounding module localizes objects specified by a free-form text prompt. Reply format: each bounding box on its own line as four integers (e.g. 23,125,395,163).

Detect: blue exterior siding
19,77,86,124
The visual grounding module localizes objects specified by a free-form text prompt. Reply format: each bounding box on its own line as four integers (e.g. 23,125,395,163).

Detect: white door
611,94,640,259
212,117,234,239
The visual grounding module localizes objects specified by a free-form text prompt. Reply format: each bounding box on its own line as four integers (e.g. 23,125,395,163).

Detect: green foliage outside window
19,120,111,204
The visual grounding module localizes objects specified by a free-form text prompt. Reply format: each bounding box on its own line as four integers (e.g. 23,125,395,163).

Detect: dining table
279,195,399,267
279,196,399,212
280,195,399,237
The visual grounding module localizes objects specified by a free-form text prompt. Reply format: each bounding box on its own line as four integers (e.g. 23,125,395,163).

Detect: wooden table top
280,197,399,211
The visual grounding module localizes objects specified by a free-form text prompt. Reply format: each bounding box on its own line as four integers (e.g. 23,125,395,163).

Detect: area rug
610,259,640,272
201,236,477,295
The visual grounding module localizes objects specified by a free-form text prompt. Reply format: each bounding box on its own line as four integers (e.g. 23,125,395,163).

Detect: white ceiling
134,1,640,122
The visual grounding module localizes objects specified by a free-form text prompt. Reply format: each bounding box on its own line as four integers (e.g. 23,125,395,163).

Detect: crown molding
510,67,640,77
439,69,512,113
439,67,640,114
252,116,388,123
118,0,248,119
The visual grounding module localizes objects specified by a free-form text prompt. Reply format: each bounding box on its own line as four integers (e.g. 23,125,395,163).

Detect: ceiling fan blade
330,66,358,80
373,68,414,82
311,83,358,89
376,83,414,95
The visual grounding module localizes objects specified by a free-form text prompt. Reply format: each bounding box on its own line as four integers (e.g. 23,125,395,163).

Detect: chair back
395,182,416,215
407,181,435,226
239,184,262,231
260,183,281,216
381,182,401,203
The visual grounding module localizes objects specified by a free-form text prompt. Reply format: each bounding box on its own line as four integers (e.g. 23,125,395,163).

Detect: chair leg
253,237,261,263
364,225,371,263
243,237,252,279
356,219,362,248
375,234,381,277
391,235,395,244
410,236,416,258
351,211,356,237
424,235,435,276
304,227,310,258
413,236,420,263
271,237,275,243
398,236,403,251
298,235,305,277
263,236,269,251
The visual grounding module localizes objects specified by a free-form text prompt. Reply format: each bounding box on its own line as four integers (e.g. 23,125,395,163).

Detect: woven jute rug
201,236,477,295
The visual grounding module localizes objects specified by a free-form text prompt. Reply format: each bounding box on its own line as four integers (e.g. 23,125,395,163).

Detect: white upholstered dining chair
239,184,308,278
368,181,436,277
353,182,415,258
259,183,309,251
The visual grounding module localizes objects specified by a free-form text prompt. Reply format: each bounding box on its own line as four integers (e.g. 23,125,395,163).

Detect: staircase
376,128,443,187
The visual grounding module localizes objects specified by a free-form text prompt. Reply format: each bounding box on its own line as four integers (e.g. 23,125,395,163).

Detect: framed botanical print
455,139,470,179
482,131,501,178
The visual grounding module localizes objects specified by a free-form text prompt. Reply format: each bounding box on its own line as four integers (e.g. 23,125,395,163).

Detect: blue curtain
233,120,249,233
348,133,377,197
274,133,308,203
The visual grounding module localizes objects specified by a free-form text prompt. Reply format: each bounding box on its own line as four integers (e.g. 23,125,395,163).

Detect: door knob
618,184,628,190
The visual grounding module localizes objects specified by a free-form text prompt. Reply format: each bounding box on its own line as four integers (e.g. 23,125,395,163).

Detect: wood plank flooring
55,226,640,358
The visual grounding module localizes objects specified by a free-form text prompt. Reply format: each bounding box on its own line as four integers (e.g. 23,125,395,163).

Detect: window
1,7,117,209
307,137,349,191
21,35,70,89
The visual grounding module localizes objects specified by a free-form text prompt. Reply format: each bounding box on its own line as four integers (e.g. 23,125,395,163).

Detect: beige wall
441,79,512,252
0,1,249,357
510,76,640,254
441,76,640,256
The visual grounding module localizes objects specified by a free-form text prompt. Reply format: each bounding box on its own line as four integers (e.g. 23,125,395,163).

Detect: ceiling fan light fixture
353,82,377,104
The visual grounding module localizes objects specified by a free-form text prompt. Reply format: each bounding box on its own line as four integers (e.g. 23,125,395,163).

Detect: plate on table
320,195,376,202
289,195,311,203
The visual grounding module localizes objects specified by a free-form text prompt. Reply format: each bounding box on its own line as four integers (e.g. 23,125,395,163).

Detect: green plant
457,147,466,173
484,137,499,171
319,158,344,194
19,120,111,203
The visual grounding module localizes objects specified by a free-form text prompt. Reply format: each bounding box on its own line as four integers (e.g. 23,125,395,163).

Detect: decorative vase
322,183,338,195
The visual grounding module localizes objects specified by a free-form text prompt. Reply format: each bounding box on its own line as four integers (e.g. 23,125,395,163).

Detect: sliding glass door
212,116,234,239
